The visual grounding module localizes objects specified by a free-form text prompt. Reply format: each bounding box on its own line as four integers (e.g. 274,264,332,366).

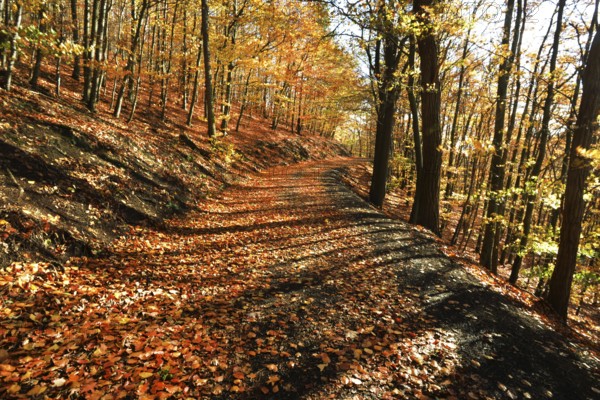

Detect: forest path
2,158,598,399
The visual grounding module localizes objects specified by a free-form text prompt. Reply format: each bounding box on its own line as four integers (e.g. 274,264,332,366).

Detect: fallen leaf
53,378,67,387
265,363,278,372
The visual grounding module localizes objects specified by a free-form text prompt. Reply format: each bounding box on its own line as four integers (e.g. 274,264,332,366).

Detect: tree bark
547,30,600,320
201,0,216,137
113,0,148,118
4,1,22,91
510,0,565,284
407,38,423,222
187,27,203,126
480,0,516,272
70,0,81,80
410,0,442,236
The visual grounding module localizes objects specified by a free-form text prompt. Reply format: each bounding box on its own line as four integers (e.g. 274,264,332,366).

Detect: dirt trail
1,159,598,399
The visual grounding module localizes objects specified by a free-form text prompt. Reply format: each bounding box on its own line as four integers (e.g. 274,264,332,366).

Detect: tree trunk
510,0,565,284
480,0,516,272
368,33,400,207
235,69,252,132
201,0,216,138
411,0,442,236
547,30,600,320
82,0,96,103
30,7,46,90
87,0,107,112
187,29,203,126
407,39,423,222
70,0,81,80
113,0,148,118
4,2,22,91
444,6,476,200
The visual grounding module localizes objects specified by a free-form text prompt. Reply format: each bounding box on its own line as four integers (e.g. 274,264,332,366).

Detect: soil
0,83,348,268
2,158,598,399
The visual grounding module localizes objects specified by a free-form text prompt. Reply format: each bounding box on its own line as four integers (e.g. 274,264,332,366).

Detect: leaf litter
1,159,598,399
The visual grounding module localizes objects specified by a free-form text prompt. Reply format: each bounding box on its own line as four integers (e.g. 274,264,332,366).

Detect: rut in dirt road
2,159,598,399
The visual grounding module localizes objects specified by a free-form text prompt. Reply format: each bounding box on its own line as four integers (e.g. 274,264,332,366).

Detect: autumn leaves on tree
336,0,599,320
1,0,359,140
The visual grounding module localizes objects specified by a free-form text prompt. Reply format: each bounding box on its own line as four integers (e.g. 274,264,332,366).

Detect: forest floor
2,158,599,399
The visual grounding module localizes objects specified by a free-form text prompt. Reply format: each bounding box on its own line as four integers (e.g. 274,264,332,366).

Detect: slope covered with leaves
1,159,598,399
0,84,348,267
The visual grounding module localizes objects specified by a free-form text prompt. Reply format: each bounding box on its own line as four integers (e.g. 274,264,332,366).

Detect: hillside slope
0,85,348,267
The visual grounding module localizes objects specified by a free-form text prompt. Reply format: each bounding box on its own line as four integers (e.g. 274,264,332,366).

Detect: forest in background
1,0,599,324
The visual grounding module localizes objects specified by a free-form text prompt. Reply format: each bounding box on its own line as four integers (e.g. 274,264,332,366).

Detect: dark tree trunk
201,0,216,137
187,22,203,126
510,0,565,284
407,38,423,222
368,34,400,207
547,31,600,320
444,6,476,200
87,0,107,112
235,69,252,132
410,0,442,236
71,0,81,80
113,0,148,118
480,0,516,272
82,0,96,103
30,6,47,90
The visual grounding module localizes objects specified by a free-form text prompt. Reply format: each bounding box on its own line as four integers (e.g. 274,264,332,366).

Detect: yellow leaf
265,364,278,372
53,378,67,387
140,372,153,379
7,384,20,394
27,385,47,396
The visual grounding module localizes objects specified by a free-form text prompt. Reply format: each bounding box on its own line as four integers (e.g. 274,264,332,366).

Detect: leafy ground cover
1,159,598,399
338,162,600,352
0,83,347,268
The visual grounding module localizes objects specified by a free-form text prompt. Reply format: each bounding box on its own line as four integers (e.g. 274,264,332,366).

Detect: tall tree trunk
368,33,400,207
220,61,234,132
235,69,252,132
411,0,442,236
82,0,96,102
444,5,476,199
187,26,203,126
201,0,216,138
407,38,423,222
160,1,178,120
510,0,565,284
113,0,148,118
548,0,598,232
70,0,81,80
4,1,22,91
500,17,551,265
30,7,47,90
547,31,600,320
181,9,189,110
87,0,107,112
480,0,516,272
